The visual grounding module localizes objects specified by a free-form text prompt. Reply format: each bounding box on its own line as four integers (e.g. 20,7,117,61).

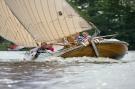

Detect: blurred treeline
67,0,135,50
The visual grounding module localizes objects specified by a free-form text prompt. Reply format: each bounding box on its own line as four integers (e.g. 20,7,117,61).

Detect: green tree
0,36,4,43
67,0,135,50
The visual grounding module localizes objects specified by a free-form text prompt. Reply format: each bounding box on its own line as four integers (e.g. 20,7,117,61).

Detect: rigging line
15,0,33,46
66,1,77,33
1,0,14,40
5,2,26,45
46,0,61,39
54,0,65,37
61,0,71,36
5,0,38,46
27,0,46,42
40,0,54,41
34,0,52,42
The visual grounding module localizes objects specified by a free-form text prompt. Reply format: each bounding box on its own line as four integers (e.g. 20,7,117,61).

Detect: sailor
63,36,76,47
28,42,54,60
75,32,91,46
82,32,91,42
44,43,54,52
75,32,85,45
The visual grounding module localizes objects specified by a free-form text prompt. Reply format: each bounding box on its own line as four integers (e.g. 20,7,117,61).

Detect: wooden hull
60,41,128,59
0,40,128,62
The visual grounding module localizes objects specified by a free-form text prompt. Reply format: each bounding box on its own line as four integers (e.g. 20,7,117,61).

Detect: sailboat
0,0,128,62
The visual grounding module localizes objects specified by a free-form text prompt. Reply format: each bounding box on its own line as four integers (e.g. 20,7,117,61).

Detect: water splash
0,51,134,65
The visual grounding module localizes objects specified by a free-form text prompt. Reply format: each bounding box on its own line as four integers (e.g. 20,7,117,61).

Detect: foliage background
67,0,135,50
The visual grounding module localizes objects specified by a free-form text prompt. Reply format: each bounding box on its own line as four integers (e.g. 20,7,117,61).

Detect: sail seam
61,0,71,36
1,1,10,39
34,0,51,42
27,0,44,42
33,0,50,42
47,0,60,39
6,1,28,45
64,0,77,33
40,0,54,41
22,0,36,45
17,0,37,46
5,0,37,46
1,0,17,43
16,0,32,45
54,0,65,37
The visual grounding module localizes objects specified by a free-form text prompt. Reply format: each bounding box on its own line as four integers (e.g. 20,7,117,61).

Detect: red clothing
9,44,18,49
40,45,54,52
47,47,54,52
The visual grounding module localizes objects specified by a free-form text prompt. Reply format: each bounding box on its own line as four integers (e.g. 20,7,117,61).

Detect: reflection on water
0,51,135,89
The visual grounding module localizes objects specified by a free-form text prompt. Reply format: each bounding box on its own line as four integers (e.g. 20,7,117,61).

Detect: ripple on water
0,51,134,89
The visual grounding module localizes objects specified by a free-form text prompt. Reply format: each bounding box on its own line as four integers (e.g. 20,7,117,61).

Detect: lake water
0,51,135,89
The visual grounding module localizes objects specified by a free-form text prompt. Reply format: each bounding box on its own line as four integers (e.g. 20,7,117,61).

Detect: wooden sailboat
0,0,128,61
60,39,128,59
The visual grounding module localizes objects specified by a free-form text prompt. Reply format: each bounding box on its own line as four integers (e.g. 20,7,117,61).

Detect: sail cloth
1,0,92,47
0,0,37,47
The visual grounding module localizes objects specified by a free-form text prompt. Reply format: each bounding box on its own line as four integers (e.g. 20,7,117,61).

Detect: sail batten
1,0,92,47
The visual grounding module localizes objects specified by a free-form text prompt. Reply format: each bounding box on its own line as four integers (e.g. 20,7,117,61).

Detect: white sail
1,0,92,47
0,0,37,47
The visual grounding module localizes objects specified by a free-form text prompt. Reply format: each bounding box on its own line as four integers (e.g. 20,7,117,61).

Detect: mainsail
0,0,92,47
0,0,37,47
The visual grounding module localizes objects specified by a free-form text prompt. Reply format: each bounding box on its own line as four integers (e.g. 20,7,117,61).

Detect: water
0,51,135,89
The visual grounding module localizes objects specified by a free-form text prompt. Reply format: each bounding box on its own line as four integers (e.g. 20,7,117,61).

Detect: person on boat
81,31,92,45
82,32,91,42
44,43,54,52
29,42,54,60
63,36,76,48
62,38,71,48
75,32,88,46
